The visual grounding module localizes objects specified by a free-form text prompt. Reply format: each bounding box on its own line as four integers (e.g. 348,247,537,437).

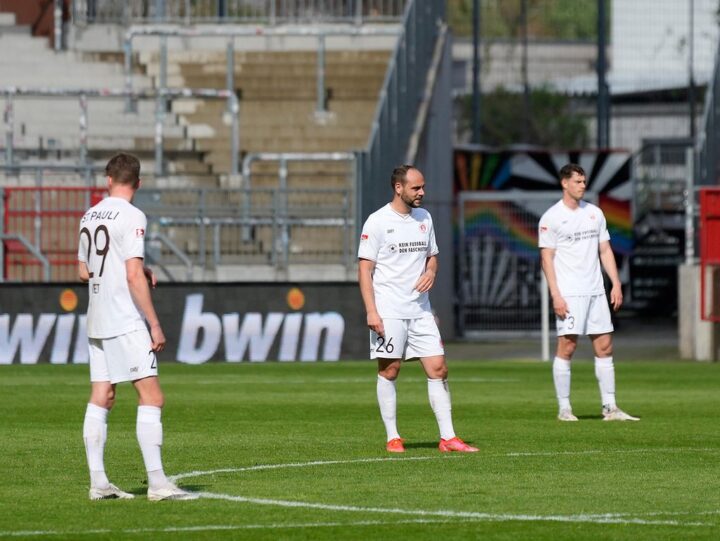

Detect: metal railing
357,0,445,222
1,185,355,281
137,187,355,272
72,0,406,25
1,87,239,178
123,24,400,116
0,234,51,282
697,29,720,187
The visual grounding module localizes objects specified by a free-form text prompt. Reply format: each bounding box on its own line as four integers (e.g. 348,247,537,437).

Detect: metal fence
0,183,355,282
357,0,445,220
457,191,599,339
1,87,239,178
456,0,716,155
697,21,720,187
72,0,406,24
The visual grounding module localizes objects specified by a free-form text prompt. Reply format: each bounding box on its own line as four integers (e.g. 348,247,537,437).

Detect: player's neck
561,194,581,210
389,198,412,215
108,187,135,203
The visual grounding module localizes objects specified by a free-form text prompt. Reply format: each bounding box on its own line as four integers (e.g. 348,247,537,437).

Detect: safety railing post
79,94,88,171
316,33,326,114
4,93,13,167
123,36,137,113
154,36,168,178
279,157,289,269
230,93,240,176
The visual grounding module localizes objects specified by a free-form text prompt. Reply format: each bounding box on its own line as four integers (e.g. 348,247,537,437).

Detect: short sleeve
122,210,147,260
357,216,381,261
599,212,611,242
78,225,88,263
538,216,556,249
427,216,439,256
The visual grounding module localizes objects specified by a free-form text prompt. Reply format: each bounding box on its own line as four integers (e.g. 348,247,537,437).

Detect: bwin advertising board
0,283,368,364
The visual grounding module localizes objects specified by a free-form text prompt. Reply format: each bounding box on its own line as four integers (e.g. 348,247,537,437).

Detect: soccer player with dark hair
539,163,639,422
358,165,478,453
78,153,196,500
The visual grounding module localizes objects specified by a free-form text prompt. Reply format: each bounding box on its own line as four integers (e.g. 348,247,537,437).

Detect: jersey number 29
79,225,110,278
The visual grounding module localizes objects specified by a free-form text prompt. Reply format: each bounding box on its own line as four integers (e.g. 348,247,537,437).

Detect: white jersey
358,204,439,319
538,199,610,297
78,196,148,339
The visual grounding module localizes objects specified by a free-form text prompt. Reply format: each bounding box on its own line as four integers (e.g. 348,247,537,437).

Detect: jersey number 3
80,225,110,278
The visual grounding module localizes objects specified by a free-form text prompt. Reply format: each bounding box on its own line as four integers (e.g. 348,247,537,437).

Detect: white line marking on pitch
192,377,519,385
196,492,712,527
171,447,719,483
0,514,713,538
504,447,718,457
170,456,445,482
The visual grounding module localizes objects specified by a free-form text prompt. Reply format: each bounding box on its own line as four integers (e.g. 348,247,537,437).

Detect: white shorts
89,329,158,384
556,294,614,336
369,315,444,360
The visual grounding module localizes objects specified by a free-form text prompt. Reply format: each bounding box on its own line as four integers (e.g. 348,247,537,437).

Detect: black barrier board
0,283,367,364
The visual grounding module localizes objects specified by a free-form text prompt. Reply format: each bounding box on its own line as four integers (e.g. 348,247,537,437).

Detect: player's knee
378,363,401,381
433,365,448,380
90,387,115,409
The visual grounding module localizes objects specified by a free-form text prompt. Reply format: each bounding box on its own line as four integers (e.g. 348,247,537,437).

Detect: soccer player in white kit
539,163,639,422
358,165,478,453
78,153,196,500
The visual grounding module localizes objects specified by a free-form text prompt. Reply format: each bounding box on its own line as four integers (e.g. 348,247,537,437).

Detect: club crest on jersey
360,234,369,242
419,223,427,233
540,225,548,232
136,228,145,238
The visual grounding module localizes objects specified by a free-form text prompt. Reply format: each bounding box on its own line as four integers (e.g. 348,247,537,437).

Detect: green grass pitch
0,359,718,540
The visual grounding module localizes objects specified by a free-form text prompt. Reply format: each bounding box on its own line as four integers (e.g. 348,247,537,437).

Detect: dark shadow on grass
403,441,440,450
576,414,603,420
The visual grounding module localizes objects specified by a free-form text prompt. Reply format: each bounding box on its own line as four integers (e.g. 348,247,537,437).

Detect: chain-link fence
453,0,719,156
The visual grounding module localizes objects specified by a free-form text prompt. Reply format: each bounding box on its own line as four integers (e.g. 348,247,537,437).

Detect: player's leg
372,319,406,452
377,358,403,451
411,316,478,452
587,295,638,421
554,334,578,421
85,338,133,500
119,329,195,500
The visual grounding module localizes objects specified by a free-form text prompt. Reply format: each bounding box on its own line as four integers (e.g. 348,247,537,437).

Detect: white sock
595,356,616,409
553,357,572,410
136,405,169,489
427,378,456,440
83,403,110,489
376,375,401,441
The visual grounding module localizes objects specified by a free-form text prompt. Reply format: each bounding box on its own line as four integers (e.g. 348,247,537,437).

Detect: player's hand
367,311,385,338
150,324,166,353
143,266,158,289
552,295,569,319
414,269,436,293
609,283,623,312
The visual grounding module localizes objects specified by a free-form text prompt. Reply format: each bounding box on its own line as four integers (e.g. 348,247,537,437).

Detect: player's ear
106,176,112,189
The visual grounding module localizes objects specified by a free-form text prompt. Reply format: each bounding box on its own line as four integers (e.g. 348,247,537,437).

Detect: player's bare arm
599,240,623,311
358,257,385,337
143,266,158,289
78,262,90,283
126,257,166,352
415,255,438,293
540,247,569,318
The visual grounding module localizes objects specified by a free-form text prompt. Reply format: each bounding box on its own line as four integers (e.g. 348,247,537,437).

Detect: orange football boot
438,437,479,453
386,438,405,453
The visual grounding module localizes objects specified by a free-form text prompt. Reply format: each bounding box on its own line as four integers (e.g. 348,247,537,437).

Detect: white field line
170,456,443,482
191,377,519,385
0,514,713,538
504,447,718,457
171,447,719,483
196,491,712,527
